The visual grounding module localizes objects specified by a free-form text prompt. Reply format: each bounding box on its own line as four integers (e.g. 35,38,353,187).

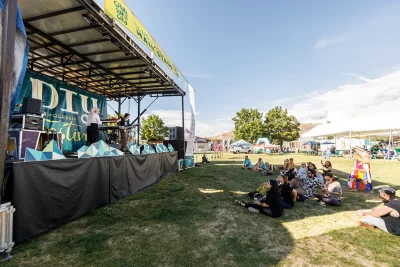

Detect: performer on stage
346,146,373,192
86,107,102,146
118,113,130,151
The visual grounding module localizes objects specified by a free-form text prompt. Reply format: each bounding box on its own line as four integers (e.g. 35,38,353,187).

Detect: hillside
207,123,319,141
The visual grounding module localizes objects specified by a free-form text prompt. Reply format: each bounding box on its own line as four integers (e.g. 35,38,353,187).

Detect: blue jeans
281,200,293,209
314,194,342,206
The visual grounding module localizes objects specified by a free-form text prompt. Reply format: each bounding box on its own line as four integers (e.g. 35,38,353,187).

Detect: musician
118,113,130,150
86,107,102,146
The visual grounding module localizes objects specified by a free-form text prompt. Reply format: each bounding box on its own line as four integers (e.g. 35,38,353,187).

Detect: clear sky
97,0,400,137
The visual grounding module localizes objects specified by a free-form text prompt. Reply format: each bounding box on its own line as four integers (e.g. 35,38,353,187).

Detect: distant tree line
232,106,300,150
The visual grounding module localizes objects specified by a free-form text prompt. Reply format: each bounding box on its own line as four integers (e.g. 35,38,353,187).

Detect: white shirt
88,114,102,126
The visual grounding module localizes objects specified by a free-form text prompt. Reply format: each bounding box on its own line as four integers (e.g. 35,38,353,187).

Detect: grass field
4,153,400,267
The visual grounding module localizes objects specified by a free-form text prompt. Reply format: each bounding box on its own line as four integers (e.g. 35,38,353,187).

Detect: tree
141,114,169,141
232,108,264,144
264,106,300,150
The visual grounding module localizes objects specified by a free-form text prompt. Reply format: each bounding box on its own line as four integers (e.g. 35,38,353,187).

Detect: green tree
264,106,300,150
232,108,264,144
141,114,169,141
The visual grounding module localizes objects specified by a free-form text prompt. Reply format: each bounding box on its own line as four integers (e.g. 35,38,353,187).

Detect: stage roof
19,0,185,100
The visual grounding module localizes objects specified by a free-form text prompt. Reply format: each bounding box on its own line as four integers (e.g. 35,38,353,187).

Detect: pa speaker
169,126,184,140
21,97,43,115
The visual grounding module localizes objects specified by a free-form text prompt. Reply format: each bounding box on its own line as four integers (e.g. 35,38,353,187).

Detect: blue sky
98,0,400,136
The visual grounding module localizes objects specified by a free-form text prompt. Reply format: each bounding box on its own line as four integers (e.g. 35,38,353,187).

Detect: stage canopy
301,113,400,138
19,0,185,100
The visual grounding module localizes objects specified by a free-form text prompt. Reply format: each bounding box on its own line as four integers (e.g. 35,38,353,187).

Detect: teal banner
17,70,107,152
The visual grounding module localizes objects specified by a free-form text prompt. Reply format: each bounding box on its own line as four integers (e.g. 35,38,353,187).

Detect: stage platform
3,152,178,243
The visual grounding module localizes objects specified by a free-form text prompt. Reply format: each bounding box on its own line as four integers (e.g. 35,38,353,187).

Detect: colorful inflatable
346,146,373,192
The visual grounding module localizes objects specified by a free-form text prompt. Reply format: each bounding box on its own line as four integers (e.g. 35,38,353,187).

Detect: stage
3,152,178,243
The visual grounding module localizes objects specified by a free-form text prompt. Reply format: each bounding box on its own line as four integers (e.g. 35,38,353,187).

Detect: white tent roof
301,112,400,138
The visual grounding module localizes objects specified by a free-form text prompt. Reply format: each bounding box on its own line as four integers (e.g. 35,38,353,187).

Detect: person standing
118,113,130,151
86,107,102,146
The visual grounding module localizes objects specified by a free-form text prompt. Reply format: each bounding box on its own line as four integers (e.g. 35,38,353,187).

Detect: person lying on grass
356,186,400,236
277,174,297,209
236,180,283,218
241,155,253,169
253,158,267,172
314,172,342,206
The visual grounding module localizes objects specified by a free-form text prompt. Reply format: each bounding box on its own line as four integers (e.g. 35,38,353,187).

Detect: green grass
4,154,400,267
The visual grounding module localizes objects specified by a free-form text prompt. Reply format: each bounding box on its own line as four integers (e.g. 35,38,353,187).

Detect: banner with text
105,0,179,78
17,70,107,152
185,84,196,156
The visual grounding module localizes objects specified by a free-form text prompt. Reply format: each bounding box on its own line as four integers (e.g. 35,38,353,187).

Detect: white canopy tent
301,112,400,151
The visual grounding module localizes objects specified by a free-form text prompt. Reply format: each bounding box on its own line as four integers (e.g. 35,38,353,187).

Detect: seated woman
320,160,333,176
253,158,267,172
356,186,400,235
277,175,297,209
236,180,283,218
283,159,289,170
241,155,252,169
302,170,325,198
314,172,342,206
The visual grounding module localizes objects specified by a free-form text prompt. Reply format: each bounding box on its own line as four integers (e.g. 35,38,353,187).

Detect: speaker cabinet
21,97,43,115
164,140,186,159
169,126,184,140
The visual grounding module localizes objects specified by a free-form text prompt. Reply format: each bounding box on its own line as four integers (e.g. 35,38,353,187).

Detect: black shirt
119,117,128,126
279,183,294,207
262,191,283,218
382,199,400,235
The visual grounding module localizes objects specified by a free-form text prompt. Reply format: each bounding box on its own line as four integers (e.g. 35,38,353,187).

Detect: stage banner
104,0,179,78
185,84,195,156
17,70,107,152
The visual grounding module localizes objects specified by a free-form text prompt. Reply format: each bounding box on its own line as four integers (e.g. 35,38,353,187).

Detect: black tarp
4,152,178,243
110,154,162,202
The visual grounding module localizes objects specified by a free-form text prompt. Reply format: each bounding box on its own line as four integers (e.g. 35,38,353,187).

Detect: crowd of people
235,152,400,236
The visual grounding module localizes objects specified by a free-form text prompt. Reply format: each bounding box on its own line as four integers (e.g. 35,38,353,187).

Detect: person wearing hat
346,146,373,192
356,186,400,235
235,180,283,218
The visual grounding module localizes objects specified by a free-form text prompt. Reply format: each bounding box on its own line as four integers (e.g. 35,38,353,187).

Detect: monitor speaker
164,140,186,159
21,97,43,115
169,126,184,140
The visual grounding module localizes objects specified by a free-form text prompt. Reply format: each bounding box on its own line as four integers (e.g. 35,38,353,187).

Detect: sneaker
319,201,326,206
248,207,259,213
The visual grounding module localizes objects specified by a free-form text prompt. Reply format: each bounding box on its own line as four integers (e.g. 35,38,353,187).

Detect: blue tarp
0,0,30,122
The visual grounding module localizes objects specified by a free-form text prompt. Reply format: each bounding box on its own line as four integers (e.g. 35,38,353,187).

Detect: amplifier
11,114,44,131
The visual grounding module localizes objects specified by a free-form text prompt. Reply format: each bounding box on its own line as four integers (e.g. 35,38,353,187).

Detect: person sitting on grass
320,160,333,176
302,170,325,198
241,155,253,169
253,158,267,172
288,158,296,170
202,153,209,163
314,172,342,206
277,174,297,209
356,186,400,235
262,162,275,176
248,180,270,201
283,159,289,170
236,180,283,218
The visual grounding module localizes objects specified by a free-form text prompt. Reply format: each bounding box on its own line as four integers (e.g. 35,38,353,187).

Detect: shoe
248,207,259,213
234,200,241,205
319,201,326,206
